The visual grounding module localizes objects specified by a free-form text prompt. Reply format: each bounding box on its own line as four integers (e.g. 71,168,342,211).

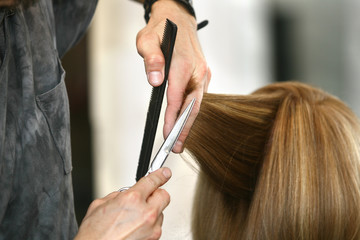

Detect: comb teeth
162,20,170,47
136,19,178,181
161,19,177,80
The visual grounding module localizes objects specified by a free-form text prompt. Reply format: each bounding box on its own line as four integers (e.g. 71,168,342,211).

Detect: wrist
144,0,196,23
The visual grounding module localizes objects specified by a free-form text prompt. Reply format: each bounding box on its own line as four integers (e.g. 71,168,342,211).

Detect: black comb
136,19,177,181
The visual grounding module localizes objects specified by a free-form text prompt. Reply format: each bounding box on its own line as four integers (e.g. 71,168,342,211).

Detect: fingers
147,188,171,213
131,167,172,199
136,28,165,87
164,64,211,153
121,172,169,240
77,183,170,240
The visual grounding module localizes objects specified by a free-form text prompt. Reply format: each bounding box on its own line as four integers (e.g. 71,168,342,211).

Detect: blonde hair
185,82,360,240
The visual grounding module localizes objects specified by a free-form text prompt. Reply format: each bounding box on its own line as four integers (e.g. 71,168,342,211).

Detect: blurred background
62,0,359,239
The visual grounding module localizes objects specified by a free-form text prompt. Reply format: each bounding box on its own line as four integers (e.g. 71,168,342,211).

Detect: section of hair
185,82,360,240
186,92,279,199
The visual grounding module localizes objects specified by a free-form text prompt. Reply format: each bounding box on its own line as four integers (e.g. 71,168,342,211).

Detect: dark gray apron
0,0,97,239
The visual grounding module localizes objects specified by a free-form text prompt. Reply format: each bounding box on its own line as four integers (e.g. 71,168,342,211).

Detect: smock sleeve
52,0,98,58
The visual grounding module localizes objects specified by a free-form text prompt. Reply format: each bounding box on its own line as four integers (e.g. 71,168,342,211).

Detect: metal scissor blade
147,98,196,174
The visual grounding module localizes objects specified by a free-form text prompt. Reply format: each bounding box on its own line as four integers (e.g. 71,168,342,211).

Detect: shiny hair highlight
185,82,360,240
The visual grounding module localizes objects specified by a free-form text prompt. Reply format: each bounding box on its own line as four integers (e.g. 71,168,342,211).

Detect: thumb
136,30,165,87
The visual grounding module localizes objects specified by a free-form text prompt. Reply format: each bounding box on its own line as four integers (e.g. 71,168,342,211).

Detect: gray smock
0,0,97,239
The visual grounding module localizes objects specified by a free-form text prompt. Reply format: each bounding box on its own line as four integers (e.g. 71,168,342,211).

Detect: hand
74,168,172,240
136,0,211,153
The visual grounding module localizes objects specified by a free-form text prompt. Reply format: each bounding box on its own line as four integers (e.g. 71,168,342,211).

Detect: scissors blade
147,98,196,174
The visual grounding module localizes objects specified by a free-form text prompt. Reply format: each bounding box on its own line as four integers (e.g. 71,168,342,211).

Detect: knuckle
135,32,145,54
151,227,162,240
123,190,141,203
207,66,212,80
158,189,171,203
145,175,160,188
88,198,103,210
144,208,158,225
136,31,154,54
145,55,165,67
195,61,209,80
135,29,147,46
136,28,145,40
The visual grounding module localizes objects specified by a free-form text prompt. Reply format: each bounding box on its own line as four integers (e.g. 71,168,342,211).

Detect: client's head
185,82,360,240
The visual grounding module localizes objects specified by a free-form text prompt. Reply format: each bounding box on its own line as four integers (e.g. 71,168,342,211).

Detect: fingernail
162,168,172,179
175,140,183,149
147,71,163,86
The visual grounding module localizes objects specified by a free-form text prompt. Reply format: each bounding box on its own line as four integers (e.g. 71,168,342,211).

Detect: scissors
119,98,196,191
